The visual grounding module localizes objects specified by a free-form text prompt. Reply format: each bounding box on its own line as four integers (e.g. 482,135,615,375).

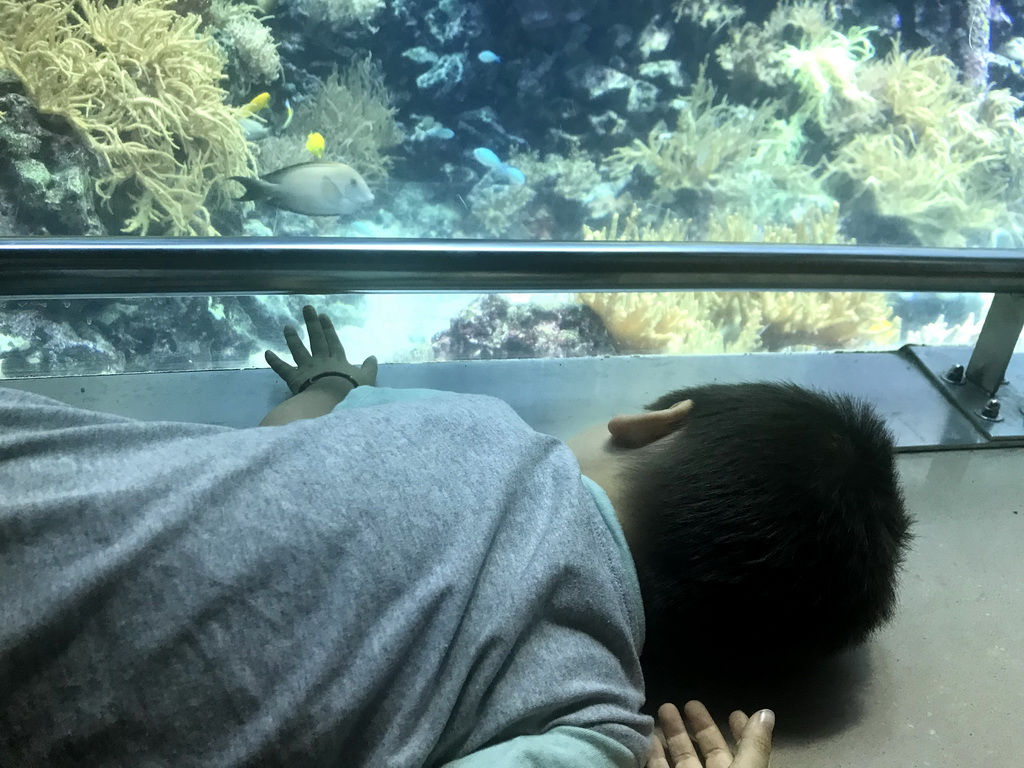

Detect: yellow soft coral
0,0,256,235
579,204,900,353
607,63,785,196
578,292,762,355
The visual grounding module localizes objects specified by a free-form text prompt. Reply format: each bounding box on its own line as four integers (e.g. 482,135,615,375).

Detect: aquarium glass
2,1,1021,374
0,291,1008,379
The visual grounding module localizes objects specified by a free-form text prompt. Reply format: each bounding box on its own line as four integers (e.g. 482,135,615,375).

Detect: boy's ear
607,400,693,449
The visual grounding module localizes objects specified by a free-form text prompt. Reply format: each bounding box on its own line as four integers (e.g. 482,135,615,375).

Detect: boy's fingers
728,710,749,743
683,701,733,768
361,355,378,381
283,324,311,365
320,313,346,358
265,349,294,378
647,731,669,768
732,710,775,768
304,305,328,358
658,703,701,767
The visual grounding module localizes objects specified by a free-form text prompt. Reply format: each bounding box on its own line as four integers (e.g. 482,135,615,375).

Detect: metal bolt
944,364,966,384
979,399,1002,421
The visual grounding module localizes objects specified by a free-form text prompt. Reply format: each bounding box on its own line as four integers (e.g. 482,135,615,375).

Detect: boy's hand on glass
646,701,774,768
265,304,378,395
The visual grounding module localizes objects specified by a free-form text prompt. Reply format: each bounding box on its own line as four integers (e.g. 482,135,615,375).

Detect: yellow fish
305,132,325,159
243,92,271,115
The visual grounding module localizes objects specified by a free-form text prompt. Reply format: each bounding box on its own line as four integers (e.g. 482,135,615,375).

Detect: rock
638,60,686,89
242,218,274,237
627,80,659,113
0,295,364,378
0,83,107,236
638,16,672,58
567,64,635,101
431,295,617,360
415,53,467,96
588,110,628,137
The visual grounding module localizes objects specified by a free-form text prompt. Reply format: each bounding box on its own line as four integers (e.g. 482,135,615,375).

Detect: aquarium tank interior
0,0,1022,373
1,0,1023,765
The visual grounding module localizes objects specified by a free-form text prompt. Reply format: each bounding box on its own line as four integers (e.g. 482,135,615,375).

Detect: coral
717,1,839,89
823,46,1024,246
582,207,692,242
780,23,878,130
578,292,762,354
285,57,400,182
672,0,744,32
297,0,384,28
467,182,537,237
607,64,785,197
713,4,1024,248
510,144,632,221
826,127,1004,247
706,202,850,244
251,134,312,174
210,0,282,99
579,287,899,354
0,0,256,236
579,204,900,353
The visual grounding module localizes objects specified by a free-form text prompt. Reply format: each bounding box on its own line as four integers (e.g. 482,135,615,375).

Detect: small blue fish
478,50,502,64
473,147,526,185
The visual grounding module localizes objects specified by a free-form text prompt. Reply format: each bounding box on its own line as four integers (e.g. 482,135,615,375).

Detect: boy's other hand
266,305,378,395
646,701,774,768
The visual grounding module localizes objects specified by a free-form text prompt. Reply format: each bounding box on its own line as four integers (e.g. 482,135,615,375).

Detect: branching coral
608,64,785,196
210,0,282,98
578,292,761,355
284,57,400,182
468,183,537,237
717,1,839,88
714,3,1024,247
672,0,744,32
822,45,1024,246
298,0,384,28
0,0,256,236
579,204,899,352
607,62,826,223
780,24,878,130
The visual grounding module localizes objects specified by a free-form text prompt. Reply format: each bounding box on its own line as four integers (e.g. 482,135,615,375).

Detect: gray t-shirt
0,385,651,767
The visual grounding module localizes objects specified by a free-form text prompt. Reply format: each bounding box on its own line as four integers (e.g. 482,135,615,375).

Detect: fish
473,146,526,185
306,131,326,159
238,116,270,140
282,98,294,129
477,50,502,63
230,161,375,216
243,92,271,114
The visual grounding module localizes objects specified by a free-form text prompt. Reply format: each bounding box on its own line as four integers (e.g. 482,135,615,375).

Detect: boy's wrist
305,374,358,400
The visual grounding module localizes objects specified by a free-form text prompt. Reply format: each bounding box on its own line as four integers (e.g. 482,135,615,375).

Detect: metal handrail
2,237,1024,296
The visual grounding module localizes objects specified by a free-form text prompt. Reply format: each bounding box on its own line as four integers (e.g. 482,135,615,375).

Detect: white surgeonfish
230,161,375,216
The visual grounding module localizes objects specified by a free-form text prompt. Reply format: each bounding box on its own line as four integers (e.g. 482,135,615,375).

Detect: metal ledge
3,348,1020,451
3,238,1024,296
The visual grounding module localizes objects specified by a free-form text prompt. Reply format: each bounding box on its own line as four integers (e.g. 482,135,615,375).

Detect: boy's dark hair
626,382,914,674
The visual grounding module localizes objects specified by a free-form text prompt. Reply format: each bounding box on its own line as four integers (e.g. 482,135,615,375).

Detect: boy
0,305,911,767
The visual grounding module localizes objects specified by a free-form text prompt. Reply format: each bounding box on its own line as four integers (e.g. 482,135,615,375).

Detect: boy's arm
260,304,377,427
442,726,640,768
259,376,356,427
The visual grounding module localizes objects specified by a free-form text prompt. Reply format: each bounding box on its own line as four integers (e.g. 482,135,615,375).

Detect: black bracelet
299,372,359,393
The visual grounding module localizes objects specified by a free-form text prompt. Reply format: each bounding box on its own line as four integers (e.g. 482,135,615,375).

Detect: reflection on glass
0,292,1001,379
0,1,1021,246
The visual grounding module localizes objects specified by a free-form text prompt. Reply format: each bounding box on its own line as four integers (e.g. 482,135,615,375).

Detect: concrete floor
652,448,1024,767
